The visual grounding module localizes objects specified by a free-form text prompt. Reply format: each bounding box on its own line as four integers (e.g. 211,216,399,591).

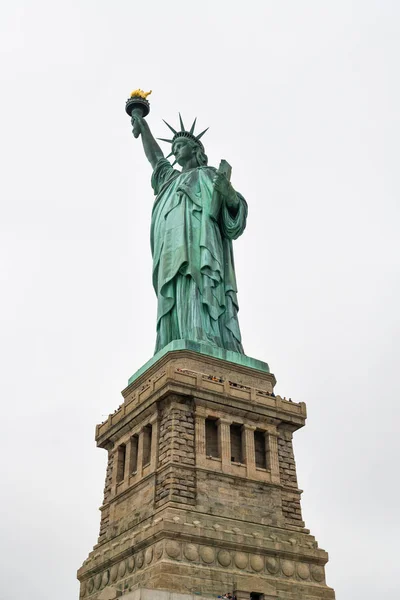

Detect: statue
126,91,248,355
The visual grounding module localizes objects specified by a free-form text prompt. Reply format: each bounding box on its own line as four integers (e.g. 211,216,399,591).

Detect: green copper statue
127,91,248,355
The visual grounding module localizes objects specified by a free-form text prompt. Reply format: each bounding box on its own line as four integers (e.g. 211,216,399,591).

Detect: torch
125,89,152,138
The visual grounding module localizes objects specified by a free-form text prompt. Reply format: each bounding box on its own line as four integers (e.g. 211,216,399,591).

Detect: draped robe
151,158,247,354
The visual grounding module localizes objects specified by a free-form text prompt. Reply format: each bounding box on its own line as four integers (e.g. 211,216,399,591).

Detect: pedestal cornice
96,350,305,448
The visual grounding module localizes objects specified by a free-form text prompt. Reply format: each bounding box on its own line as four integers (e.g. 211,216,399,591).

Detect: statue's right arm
132,115,164,170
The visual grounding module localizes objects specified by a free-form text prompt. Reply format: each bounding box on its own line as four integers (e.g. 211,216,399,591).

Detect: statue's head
158,114,209,168
172,137,208,167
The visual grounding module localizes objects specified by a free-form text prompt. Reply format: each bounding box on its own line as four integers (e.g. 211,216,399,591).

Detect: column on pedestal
123,437,133,481
195,413,206,467
111,443,126,494
243,424,256,478
149,414,159,472
136,428,144,479
218,417,231,473
267,431,280,484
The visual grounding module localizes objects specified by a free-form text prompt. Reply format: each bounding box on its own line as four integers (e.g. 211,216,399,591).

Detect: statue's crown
158,114,208,154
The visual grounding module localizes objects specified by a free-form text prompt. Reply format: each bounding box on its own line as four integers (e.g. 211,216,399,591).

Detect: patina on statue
130,96,248,355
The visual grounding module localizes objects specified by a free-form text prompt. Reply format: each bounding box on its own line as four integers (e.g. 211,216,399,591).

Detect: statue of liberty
128,92,248,355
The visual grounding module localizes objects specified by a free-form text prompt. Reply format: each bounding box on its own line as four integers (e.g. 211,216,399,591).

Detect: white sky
1,1,399,599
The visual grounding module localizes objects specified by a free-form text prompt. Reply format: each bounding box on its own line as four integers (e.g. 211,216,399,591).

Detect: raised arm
132,114,164,170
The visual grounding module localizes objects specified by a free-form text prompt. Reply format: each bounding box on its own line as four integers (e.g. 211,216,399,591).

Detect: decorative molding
94,573,102,590
184,543,199,562
297,562,311,580
136,551,144,568
101,570,109,589
311,564,325,582
266,556,279,574
155,541,164,560
199,545,215,564
165,540,180,559
118,560,126,578
217,550,231,567
110,564,118,582
79,540,328,597
127,556,135,573
250,554,264,572
282,560,295,577
234,552,248,569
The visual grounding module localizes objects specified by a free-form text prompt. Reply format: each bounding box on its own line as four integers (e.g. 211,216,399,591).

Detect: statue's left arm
213,172,240,215
214,172,247,240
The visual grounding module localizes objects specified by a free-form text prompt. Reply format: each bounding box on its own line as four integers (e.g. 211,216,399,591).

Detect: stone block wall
155,465,196,506
155,396,196,507
278,427,304,528
157,396,195,467
196,470,284,526
98,450,114,543
277,429,298,488
107,477,156,540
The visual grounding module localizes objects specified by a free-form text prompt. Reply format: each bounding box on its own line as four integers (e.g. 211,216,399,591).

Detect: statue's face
172,139,196,166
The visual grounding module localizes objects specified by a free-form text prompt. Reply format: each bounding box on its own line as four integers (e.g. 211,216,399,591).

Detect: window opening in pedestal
142,424,152,467
130,434,139,473
230,423,243,463
205,418,219,458
255,430,267,469
116,444,126,483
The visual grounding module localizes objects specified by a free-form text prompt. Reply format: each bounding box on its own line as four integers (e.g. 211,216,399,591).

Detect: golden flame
130,89,152,100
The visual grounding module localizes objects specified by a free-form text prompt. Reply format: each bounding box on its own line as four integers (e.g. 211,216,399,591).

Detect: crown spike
179,113,185,132
196,127,209,141
190,118,197,134
157,137,174,144
165,151,174,159
171,159,178,167
163,120,177,135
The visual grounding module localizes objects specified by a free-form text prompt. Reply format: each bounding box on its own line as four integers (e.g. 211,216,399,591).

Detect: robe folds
151,158,247,355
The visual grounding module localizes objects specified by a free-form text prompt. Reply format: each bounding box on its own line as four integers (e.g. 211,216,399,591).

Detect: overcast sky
1,1,399,599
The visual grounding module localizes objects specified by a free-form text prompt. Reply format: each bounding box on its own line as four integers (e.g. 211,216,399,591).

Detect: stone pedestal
77,346,335,600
